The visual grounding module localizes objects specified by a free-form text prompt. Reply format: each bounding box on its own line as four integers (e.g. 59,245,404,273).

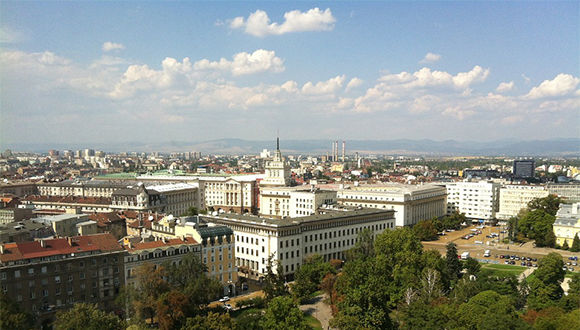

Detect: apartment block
497,184,549,220
445,180,500,222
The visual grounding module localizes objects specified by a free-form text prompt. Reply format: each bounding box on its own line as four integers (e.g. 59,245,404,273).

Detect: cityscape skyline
1,1,579,148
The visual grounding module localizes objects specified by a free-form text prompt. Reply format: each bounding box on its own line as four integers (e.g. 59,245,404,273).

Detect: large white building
259,186,337,219
334,183,447,227
497,184,549,220
202,207,395,280
259,138,291,188
444,180,501,222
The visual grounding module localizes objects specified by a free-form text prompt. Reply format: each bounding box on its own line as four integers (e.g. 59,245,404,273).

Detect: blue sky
1,1,578,148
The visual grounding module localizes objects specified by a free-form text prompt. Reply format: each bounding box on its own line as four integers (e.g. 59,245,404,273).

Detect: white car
222,303,233,310
219,296,230,302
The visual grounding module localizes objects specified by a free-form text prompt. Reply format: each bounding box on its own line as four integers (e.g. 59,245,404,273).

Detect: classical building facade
202,207,395,280
553,203,580,246
335,183,447,227
259,138,291,188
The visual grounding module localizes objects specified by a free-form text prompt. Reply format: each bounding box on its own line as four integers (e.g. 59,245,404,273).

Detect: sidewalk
299,293,333,330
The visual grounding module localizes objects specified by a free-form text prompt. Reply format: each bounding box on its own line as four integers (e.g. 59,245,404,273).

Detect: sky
1,1,579,149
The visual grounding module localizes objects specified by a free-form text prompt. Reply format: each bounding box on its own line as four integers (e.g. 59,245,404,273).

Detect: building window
41,266,47,274
55,276,60,284
79,261,85,268
28,268,34,276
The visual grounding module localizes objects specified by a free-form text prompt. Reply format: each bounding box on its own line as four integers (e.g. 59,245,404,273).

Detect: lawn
480,263,527,277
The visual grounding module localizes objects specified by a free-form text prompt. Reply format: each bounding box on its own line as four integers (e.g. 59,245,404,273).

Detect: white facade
260,139,291,188
335,184,447,227
202,207,395,279
445,180,500,221
259,186,338,219
553,203,580,246
497,184,549,220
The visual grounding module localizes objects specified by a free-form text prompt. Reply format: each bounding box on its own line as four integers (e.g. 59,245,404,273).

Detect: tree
181,312,235,330
291,254,336,302
562,240,570,250
133,262,170,322
464,257,481,276
560,272,580,311
413,219,439,241
0,293,34,330
374,227,425,307
53,303,125,330
527,195,562,216
452,291,531,330
260,296,308,330
346,228,375,261
156,290,192,330
571,233,580,252
262,255,288,301
181,206,199,217
332,257,395,330
517,209,555,246
235,312,263,330
526,252,566,310
444,242,462,282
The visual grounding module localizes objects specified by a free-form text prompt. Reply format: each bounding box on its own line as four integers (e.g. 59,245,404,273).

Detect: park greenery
508,195,563,248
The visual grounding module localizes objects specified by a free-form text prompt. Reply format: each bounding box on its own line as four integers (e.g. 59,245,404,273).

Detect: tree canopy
53,303,125,330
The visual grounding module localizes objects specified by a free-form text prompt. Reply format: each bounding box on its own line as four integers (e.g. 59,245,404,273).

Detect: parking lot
423,224,580,272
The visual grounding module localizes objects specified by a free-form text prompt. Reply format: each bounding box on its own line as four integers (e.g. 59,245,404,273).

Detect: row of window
1,258,118,280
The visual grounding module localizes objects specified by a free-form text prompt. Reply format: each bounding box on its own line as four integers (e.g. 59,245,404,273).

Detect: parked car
222,303,233,310
219,296,230,302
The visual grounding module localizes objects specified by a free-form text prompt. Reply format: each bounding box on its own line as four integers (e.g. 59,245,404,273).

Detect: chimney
0,245,4,254
67,237,73,246
128,242,132,249
41,240,46,248
342,141,345,163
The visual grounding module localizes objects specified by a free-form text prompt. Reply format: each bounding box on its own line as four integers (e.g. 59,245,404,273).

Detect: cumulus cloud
302,75,345,95
526,73,579,99
193,49,284,76
419,52,441,64
441,106,475,120
378,66,490,91
102,42,126,52
496,81,515,93
229,8,336,37
345,77,364,92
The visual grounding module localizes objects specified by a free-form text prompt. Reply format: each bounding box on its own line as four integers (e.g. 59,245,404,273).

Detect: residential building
35,209,97,237
144,183,197,216
497,184,549,220
0,219,55,243
122,236,201,288
0,234,125,327
110,184,165,212
260,186,338,219
553,203,580,246
444,180,501,222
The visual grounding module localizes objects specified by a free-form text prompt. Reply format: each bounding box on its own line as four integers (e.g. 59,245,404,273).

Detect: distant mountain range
4,138,579,156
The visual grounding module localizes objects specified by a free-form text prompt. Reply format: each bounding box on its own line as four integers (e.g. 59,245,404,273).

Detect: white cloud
345,77,364,92
441,106,475,120
0,26,23,43
419,52,441,64
194,49,284,76
302,75,345,95
102,42,126,52
229,8,336,37
526,73,579,99
452,66,490,88
496,81,515,93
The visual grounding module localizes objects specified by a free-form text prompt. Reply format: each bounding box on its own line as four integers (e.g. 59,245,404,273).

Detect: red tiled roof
0,233,122,263
124,237,198,252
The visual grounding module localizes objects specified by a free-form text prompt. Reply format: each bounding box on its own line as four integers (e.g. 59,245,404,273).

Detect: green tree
561,240,570,250
332,257,395,330
527,195,562,216
235,312,263,330
413,219,439,241
517,209,555,246
181,312,235,330
399,299,452,330
570,233,580,252
0,293,34,330
559,272,580,311
544,229,556,248
260,296,308,330
291,254,336,302
452,291,531,330
181,206,199,216
444,242,462,282
464,257,481,276
526,252,566,310
346,228,375,261
262,255,288,301
53,303,125,330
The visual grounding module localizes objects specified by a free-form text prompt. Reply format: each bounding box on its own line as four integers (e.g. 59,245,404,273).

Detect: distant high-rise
513,160,535,178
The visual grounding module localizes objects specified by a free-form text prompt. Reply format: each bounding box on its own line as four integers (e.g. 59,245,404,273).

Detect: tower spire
277,130,280,150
